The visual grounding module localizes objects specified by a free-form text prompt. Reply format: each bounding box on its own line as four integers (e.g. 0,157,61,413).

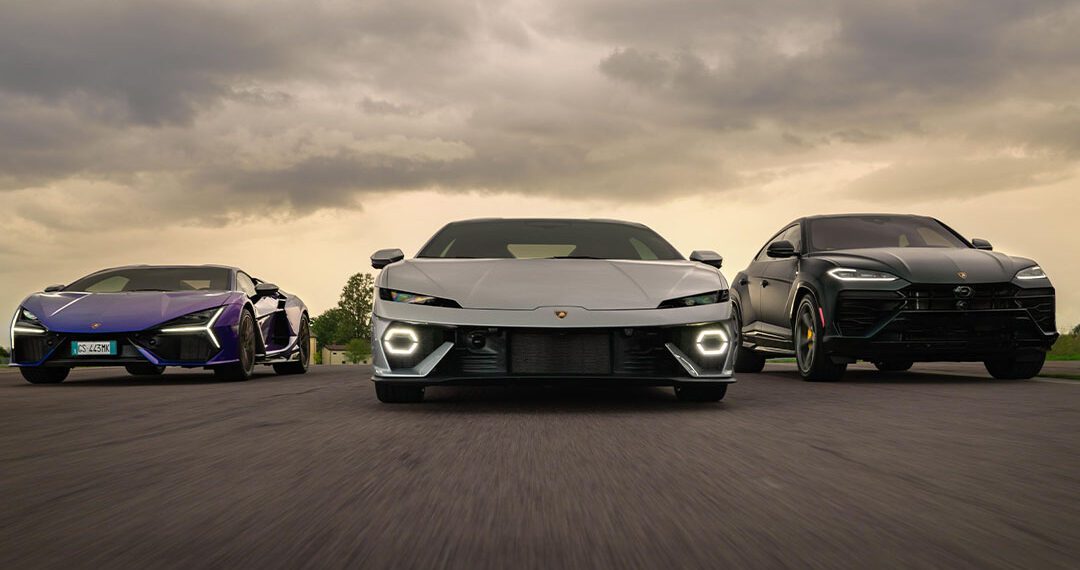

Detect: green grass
1037,372,1080,381
1049,334,1080,361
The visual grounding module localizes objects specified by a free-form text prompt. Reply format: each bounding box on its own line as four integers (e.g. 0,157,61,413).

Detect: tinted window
780,225,802,252
236,272,257,297
417,220,683,260
807,216,968,251
66,267,232,292
754,225,800,262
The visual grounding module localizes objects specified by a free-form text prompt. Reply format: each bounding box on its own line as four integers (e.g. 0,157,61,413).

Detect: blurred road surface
1,364,1078,569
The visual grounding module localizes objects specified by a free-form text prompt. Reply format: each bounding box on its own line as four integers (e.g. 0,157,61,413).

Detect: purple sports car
9,265,310,383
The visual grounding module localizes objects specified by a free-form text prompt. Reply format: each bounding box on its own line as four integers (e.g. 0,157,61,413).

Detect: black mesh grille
875,312,1044,345
1015,288,1055,331
836,291,904,336
835,284,1056,337
145,334,217,362
14,336,49,363
452,329,508,374
510,331,611,375
902,283,1020,311
613,329,675,375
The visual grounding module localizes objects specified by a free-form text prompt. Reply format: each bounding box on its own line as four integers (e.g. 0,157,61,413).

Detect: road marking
1033,377,1079,385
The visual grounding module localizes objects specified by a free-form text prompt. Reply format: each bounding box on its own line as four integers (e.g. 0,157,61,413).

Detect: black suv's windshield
66,267,232,292
417,220,683,260
807,216,969,252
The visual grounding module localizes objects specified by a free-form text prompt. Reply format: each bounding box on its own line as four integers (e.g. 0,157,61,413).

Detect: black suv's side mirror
971,238,993,251
767,240,798,258
689,250,723,268
255,282,280,297
43,284,65,293
371,248,405,269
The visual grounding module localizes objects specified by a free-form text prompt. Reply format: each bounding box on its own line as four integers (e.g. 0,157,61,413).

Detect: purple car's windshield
65,267,232,293
807,216,969,252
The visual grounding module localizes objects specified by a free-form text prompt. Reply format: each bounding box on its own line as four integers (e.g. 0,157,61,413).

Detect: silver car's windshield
417,220,684,260
65,267,232,292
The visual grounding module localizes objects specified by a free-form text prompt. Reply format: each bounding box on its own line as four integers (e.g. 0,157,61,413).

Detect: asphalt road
1,364,1078,569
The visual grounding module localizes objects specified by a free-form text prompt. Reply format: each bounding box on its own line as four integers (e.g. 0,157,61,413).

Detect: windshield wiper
547,256,606,260
126,288,173,292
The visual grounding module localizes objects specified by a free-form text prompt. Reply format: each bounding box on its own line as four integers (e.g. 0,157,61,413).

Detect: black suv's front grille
1014,288,1055,331
835,291,905,336
834,283,1056,338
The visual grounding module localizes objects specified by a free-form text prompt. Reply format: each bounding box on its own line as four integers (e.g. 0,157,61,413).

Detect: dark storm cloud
0,0,477,125
596,0,1080,124
1,0,1078,227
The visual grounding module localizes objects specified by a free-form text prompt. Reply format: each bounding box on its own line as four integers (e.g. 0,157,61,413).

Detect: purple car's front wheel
214,309,256,382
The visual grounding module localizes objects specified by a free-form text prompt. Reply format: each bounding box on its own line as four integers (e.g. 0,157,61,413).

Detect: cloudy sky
2,0,1079,341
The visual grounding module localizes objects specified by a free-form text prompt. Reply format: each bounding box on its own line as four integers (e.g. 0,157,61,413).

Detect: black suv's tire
20,367,70,384
126,364,165,376
214,309,257,381
273,316,311,376
793,296,846,382
985,353,1045,380
874,360,913,372
375,383,425,403
674,383,728,402
732,306,766,374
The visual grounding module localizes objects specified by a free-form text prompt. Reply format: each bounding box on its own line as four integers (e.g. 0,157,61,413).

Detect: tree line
311,273,374,364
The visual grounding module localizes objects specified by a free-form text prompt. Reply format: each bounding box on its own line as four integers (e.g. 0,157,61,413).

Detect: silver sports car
368,218,736,403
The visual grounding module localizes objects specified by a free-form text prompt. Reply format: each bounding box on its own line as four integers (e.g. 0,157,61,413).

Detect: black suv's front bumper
824,283,1057,361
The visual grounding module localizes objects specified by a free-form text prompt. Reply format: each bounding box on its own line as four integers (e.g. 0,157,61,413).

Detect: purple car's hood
21,291,234,334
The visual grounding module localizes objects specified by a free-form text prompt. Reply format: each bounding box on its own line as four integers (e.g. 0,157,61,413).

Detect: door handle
761,279,770,287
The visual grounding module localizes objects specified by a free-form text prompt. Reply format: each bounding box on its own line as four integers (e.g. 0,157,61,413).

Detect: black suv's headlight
379,288,462,308
658,290,729,309
1015,266,1048,281
156,307,225,348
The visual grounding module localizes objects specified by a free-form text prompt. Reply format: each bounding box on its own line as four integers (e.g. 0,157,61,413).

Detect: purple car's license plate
71,341,117,356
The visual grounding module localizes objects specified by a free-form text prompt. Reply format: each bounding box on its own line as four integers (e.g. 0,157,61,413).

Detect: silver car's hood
381,259,728,310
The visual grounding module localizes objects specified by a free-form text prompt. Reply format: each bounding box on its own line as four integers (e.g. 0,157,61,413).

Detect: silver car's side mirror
372,249,405,269
690,250,723,268
971,238,993,251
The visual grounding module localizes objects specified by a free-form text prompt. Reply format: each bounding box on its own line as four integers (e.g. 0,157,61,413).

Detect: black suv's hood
808,248,1037,284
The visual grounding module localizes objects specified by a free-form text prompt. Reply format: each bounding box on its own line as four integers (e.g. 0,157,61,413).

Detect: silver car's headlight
379,288,462,308
658,290,730,309
1015,266,1048,281
827,268,899,282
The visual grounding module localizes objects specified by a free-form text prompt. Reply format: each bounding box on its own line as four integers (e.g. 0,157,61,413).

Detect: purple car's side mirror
44,284,65,293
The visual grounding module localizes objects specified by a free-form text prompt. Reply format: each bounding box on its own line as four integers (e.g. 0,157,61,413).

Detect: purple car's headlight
11,307,46,336
156,307,226,349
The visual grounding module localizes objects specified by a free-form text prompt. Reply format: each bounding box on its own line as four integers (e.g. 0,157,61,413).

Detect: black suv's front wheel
985,353,1045,380
793,296,846,382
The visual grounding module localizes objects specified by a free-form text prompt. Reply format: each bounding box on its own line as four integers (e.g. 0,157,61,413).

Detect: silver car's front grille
510,330,611,375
